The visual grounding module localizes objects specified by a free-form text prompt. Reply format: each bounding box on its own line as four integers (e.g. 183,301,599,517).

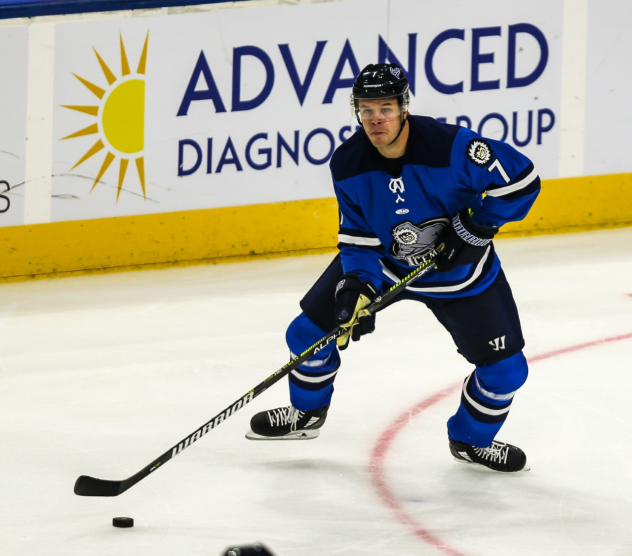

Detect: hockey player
246,63,540,473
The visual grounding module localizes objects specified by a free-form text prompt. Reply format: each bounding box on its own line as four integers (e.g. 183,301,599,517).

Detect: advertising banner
51,0,561,222
0,25,28,227
391,0,561,179
585,0,632,176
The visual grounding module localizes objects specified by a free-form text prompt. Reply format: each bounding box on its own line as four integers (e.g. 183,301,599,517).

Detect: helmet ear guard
350,63,410,125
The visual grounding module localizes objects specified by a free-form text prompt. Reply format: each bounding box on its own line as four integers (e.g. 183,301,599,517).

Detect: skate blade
453,457,530,472
245,429,320,441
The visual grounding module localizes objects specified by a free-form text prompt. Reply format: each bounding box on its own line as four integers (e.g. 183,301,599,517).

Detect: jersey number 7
488,159,510,184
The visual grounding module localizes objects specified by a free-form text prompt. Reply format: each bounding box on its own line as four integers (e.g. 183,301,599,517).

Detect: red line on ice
369,332,632,555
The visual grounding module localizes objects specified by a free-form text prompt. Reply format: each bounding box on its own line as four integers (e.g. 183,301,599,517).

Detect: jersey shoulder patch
465,138,493,167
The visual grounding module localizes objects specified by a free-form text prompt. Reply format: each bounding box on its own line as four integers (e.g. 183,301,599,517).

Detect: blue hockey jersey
330,115,540,298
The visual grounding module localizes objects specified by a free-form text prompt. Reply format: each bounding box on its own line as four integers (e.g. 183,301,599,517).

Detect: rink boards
4,172,631,281
1,0,631,280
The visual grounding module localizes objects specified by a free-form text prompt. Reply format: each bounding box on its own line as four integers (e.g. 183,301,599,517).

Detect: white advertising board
585,0,632,176
50,0,561,222
391,0,561,179
0,25,28,227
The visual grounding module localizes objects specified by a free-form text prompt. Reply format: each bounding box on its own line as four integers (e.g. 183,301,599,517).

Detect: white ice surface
1,228,631,556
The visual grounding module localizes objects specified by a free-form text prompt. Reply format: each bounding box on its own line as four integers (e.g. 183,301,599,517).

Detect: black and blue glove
436,209,497,272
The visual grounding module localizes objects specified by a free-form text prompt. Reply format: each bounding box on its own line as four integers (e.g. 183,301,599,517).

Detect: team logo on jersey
388,177,405,193
395,208,409,214
388,177,406,203
389,217,448,266
466,139,493,167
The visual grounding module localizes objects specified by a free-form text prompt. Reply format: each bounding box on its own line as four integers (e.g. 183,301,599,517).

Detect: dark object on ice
112,517,134,528
222,543,274,556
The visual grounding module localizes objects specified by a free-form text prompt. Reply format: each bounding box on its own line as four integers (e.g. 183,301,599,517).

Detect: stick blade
74,475,122,497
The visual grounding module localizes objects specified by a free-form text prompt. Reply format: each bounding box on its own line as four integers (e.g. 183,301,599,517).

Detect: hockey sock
286,313,341,411
447,351,528,447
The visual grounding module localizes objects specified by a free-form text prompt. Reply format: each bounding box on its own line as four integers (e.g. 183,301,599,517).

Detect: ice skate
449,438,529,472
246,405,329,440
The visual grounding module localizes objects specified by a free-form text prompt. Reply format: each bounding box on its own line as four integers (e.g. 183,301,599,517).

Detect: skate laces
473,441,509,464
267,406,304,431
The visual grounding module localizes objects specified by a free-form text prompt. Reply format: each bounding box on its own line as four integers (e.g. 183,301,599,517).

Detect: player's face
359,98,404,148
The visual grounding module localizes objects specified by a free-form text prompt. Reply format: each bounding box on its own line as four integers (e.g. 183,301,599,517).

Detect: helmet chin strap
387,112,408,147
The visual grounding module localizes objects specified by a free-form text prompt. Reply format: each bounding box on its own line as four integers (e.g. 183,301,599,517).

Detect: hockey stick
74,255,437,497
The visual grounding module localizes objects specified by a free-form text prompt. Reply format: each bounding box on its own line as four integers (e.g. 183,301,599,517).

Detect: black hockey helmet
350,63,410,124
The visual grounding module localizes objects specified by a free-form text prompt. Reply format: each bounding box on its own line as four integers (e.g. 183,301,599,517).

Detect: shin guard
286,313,341,411
447,351,528,447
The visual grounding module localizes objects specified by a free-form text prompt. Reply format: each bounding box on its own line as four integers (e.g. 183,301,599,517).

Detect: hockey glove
435,209,498,272
334,273,379,351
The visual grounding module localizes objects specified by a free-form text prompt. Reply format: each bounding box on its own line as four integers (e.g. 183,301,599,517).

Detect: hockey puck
112,517,134,528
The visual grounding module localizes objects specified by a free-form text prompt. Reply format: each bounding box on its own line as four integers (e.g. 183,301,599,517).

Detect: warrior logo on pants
389,218,448,266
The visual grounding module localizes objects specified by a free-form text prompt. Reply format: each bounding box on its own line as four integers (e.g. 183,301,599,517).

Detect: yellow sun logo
61,31,149,202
